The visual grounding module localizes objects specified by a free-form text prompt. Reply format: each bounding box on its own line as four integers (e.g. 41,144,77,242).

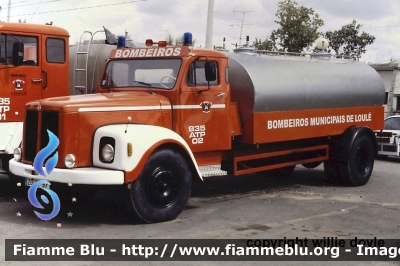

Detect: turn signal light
127,142,133,156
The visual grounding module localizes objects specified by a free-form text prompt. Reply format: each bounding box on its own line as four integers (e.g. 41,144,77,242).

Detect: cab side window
46,38,65,63
186,61,218,87
0,34,38,66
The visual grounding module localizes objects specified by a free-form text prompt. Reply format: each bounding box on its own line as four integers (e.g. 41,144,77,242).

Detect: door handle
32,78,42,82
216,92,225,97
42,69,47,89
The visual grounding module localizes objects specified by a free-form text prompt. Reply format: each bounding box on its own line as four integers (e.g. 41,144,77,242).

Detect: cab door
179,58,231,152
40,35,69,99
0,33,42,122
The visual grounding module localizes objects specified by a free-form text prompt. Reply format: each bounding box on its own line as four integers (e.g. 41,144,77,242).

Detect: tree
270,0,324,53
166,34,196,46
166,34,174,46
323,20,375,58
253,38,274,51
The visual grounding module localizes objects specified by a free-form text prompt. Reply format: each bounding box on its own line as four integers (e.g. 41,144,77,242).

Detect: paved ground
0,157,399,265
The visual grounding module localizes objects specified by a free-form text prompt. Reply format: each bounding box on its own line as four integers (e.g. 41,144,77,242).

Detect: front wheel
130,149,192,223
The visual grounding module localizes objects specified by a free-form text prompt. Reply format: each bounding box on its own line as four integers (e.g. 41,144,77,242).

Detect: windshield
0,34,38,65
101,58,182,90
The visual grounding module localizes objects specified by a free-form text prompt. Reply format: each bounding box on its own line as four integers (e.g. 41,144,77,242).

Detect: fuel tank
227,52,385,125
69,41,116,95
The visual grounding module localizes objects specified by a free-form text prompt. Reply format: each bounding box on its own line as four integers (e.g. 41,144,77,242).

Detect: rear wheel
129,149,192,223
339,135,375,186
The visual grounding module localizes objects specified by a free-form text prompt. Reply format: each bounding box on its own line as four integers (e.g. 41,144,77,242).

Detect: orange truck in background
0,23,69,174
0,22,122,175
10,33,385,223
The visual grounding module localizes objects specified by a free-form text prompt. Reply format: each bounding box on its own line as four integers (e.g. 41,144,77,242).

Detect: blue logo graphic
33,130,59,176
28,130,61,221
27,180,60,221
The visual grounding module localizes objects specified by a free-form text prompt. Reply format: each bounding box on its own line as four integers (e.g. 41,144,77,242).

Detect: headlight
101,144,115,162
14,148,22,161
64,154,76,169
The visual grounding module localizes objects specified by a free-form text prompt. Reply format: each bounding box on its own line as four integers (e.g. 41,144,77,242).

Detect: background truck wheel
323,159,345,183
129,149,192,223
1,174,28,197
339,134,375,186
265,165,296,178
301,162,322,169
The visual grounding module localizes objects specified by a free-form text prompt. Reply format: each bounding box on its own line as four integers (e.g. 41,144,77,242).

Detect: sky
0,0,399,64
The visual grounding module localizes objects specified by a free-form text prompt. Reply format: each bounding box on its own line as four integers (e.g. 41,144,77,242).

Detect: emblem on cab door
12,79,25,90
200,101,212,113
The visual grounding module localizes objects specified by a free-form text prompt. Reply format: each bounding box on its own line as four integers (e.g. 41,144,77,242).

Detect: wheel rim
146,167,179,208
355,146,370,176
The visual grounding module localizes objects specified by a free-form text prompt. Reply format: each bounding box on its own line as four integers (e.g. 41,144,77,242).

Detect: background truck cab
0,23,124,176
0,23,69,173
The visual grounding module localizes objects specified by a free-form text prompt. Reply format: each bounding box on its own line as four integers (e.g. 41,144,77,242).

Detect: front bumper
377,143,399,156
9,159,124,185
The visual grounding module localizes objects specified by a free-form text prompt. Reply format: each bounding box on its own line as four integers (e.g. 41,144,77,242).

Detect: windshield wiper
134,80,153,94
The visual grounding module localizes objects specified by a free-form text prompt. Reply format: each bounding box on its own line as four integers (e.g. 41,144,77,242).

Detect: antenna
7,0,11,22
125,117,131,133
232,10,254,46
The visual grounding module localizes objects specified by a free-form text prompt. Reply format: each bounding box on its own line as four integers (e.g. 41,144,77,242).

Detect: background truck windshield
101,58,182,90
0,34,38,65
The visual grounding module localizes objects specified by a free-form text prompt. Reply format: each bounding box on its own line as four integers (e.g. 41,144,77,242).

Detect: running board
233,145,329,176
199,165,228,178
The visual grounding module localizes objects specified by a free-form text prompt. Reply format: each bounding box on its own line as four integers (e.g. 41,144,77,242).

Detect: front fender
93,124,202,182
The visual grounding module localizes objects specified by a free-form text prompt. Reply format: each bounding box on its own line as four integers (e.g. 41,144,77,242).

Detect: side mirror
12,42,24,66
204,62,217,82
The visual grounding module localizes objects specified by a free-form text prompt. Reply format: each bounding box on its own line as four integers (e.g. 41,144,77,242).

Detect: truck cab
0,23,69,173
375,115,400,157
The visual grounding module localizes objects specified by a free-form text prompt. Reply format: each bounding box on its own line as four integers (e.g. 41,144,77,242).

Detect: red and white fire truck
10,33,385,223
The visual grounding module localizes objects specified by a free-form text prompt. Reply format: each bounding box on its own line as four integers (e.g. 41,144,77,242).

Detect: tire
129,149,192,223
301,162,322,169
339,134,375,186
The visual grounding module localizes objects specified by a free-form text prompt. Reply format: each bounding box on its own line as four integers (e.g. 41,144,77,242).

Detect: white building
370,61,400,118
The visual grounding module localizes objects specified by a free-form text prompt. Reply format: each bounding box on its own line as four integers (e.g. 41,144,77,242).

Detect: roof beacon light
117,36,126,48
183,32,192,46
145,39,167,47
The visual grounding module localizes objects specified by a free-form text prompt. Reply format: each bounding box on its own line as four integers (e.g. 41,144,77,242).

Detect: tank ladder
74,30,104,94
